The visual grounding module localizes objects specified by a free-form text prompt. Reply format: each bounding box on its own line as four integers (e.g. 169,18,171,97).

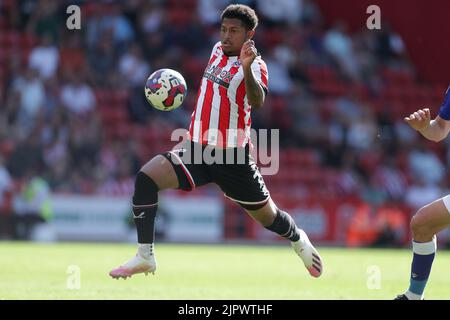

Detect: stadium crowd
1,0,449,245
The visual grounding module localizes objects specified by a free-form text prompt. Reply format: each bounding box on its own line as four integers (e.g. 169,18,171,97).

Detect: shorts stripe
224,193,270,205
169,151,196,189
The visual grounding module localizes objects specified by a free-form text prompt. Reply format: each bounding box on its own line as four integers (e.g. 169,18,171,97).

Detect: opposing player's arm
405,87,450,142
405,109,450,142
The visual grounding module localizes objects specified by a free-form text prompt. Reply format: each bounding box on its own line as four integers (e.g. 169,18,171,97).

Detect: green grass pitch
1,242,449,299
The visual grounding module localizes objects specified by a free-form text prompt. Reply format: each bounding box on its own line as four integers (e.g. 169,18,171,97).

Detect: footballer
395,86,450,300
110,4,323,280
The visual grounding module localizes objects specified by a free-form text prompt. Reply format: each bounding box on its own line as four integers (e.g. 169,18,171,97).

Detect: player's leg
396,196,450,300
211,147,323,277
110,142,212,279
244,197,323,278
132,155,179,246
245,197,276,226
110,154,179,279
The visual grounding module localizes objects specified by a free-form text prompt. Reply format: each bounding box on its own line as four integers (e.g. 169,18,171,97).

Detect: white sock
412,236,436,255
404,290,423,300
138,243,154,259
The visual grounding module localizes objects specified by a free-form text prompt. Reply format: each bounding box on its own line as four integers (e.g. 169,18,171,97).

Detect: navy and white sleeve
438,86,450,120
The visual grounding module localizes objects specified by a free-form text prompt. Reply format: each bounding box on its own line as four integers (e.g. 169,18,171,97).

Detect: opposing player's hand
404,108,431,131
240,40,257,69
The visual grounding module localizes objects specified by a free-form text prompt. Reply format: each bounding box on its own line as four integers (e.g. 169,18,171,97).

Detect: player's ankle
404,290,423,300
295,228,308,245
138,243,154,260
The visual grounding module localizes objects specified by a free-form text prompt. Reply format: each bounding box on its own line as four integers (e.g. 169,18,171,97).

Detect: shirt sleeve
250,58,269,96
438,86,450,120
209,41,222,60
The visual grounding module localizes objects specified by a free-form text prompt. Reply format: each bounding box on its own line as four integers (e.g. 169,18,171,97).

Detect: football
144,68,187,111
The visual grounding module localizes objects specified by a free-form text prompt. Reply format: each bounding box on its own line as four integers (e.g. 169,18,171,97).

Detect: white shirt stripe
227,70,242,147
207,82,221,144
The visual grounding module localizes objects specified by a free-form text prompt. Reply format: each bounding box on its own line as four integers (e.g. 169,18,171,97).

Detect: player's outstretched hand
404,108,431,131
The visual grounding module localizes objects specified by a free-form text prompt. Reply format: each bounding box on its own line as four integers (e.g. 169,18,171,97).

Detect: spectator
119,44,151,87
405,177,445,210
26,0,61,42
373,157,408,202
301,0,323,26
67,116,102,171
256,0,303,26
266,49,293,94
408,143,445,185
0,156,14,239
11,67,46,134
138,1,164,33
323,21,360,81
28,33,59,80
375,22,407,64
96,156,135,196
197,0,231,26
60,73,96,116
346,107,378,151
106,3,136,52
12,170,52,240
7,133,44,179
88,32,116,85
334,152,363,196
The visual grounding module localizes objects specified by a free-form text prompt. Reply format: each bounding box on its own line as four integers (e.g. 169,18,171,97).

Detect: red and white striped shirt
188,41,269,148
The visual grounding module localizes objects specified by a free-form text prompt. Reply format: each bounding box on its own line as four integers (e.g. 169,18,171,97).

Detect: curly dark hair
220,4,258,30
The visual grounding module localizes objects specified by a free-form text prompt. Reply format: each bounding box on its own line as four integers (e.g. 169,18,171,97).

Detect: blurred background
1,0,450,249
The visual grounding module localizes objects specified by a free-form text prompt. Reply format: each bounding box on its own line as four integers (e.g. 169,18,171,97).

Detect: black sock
265,209,300,242
132,172,159,243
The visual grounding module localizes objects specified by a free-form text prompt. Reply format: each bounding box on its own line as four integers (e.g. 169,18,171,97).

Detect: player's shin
132,171,159,253
265,208,323,277
405,236,436,300
109,171,159,279
264,209,300,241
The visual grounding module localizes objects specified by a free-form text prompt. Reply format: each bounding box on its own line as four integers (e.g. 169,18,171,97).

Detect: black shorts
161,140,270,207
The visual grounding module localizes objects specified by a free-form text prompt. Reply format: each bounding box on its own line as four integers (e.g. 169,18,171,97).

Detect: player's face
220,18,253,56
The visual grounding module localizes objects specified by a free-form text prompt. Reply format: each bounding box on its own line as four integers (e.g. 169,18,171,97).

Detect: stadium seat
382,68,415,85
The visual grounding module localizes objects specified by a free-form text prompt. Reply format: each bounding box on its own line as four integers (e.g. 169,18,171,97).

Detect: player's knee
140,155,179,190
410,207,432,238
133,171,159,205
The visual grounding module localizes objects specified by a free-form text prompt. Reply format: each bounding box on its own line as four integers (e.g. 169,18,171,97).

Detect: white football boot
109,244,157,279
291,229,323,278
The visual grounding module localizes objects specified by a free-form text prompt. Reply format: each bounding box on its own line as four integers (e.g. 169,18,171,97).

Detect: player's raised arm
404,87,450,142
241,40,265,109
